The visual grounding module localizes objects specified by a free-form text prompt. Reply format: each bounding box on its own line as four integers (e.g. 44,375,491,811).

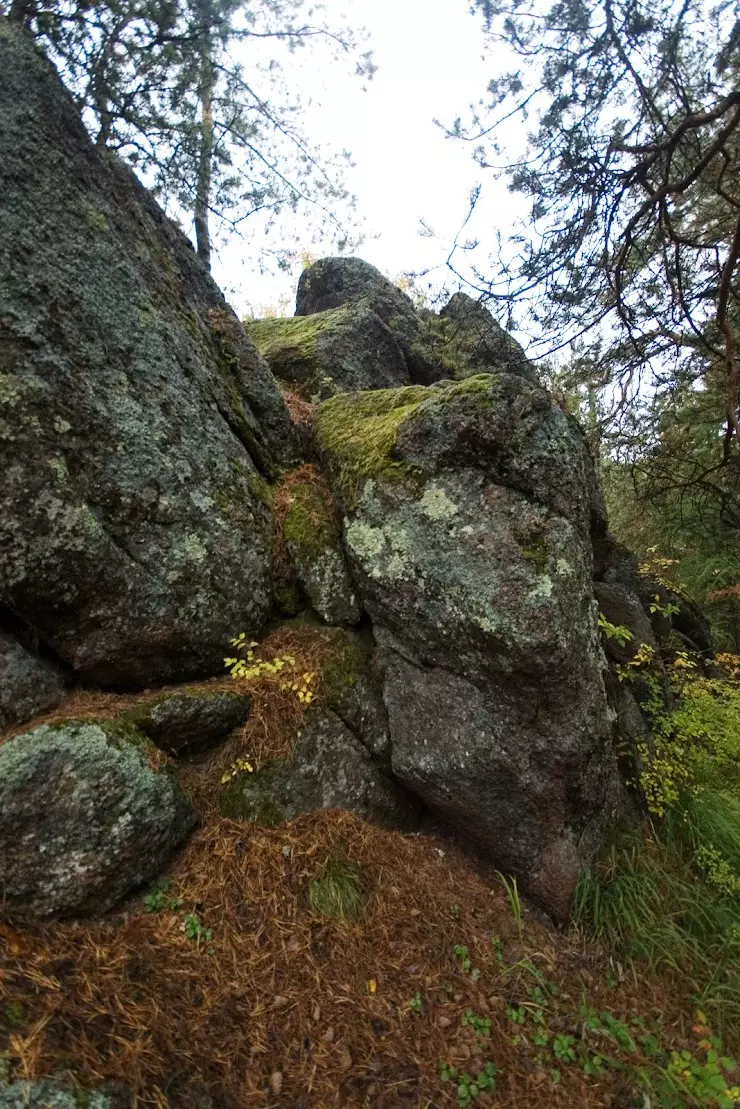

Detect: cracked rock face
315,375,619,921
0,22,294,688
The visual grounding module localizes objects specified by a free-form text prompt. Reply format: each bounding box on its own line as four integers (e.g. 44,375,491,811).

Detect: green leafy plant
461,1009,492,1038
598,612,635,647
182,913,213,948
439,1060,496,1105
453,944,480,980
409,992,423,1015
552,1033,577,1063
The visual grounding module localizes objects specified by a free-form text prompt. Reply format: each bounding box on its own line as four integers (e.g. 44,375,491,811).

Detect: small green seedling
440,1061,496,1105
461,1009,492,1038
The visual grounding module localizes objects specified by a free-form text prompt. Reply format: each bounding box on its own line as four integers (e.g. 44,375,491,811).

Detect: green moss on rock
314,385,431,503
246,312,335,367
521,536,549,574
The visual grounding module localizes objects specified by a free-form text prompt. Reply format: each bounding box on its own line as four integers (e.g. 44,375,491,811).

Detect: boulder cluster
0,20,709,931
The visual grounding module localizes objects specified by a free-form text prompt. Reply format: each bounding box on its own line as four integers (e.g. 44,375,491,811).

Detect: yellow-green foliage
224,633,315,704
598,612,634,647
314,385,430,502
619,648,740,901
625,654,740,817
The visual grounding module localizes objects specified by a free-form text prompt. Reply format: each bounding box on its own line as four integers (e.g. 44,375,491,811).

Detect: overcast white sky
212,0,516,318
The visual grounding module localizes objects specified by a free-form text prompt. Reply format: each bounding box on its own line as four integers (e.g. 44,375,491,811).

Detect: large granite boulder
295,257,447,384
293,257,538,388
246,305,410,400
0,629,65,730
315,376,619,920
0,717,196,919
0,21,295,688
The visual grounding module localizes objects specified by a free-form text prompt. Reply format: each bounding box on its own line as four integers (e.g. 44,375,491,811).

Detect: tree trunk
194,0,215,270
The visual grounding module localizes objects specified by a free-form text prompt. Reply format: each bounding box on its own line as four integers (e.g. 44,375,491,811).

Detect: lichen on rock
0,718,196,919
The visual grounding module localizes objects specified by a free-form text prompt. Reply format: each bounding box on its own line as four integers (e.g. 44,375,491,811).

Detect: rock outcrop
221,708,416,829
247,306,411,400
122,688,252,754
0,21,294,690
315,376,618,920
254,257,537,394
0,718,195,919
2,19,707,927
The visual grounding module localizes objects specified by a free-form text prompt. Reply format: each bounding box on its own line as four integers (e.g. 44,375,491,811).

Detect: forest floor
0,628,735,1109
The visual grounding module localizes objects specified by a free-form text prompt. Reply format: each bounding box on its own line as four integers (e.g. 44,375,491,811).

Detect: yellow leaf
368,979,377,994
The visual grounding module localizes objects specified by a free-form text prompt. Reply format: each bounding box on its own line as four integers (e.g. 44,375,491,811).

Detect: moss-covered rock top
246,304,410,399
313,383,433,502
246,310,340,368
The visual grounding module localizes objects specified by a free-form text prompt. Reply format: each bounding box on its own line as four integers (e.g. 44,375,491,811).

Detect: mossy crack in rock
0,22,294,687
282,478,360,625
0,718,196,919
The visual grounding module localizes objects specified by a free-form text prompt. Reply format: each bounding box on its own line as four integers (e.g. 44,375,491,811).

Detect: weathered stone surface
0,22,295,688
221,709,416,829
315,377,618,920
394,374,604,542
594,582,659,664
123,688,252,754
281,474,360,626
0,629,65,730
246,305,410,399
0,718,196,919
437,292,537,382
0,1081,129,1109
